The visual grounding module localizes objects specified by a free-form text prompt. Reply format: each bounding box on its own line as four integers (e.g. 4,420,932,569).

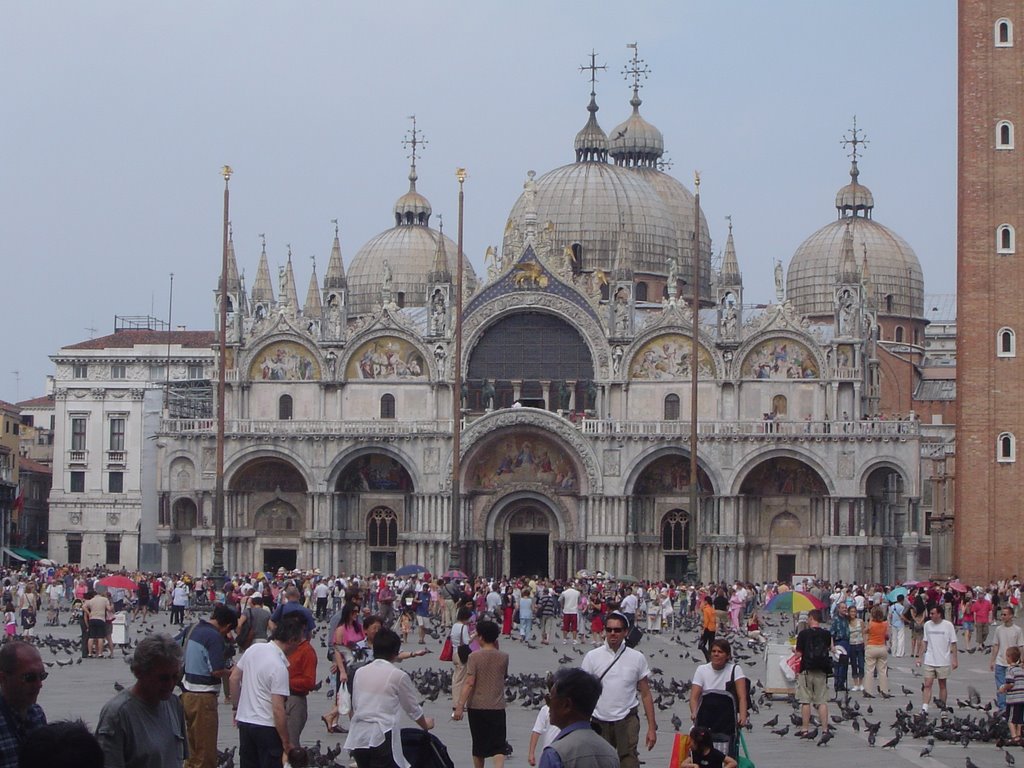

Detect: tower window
635,282,649,302
997,121,1015,149
998,327,1016,357
396,292,405,308
380,393,396,419
998,224,1016,254
895,326,904,343
664,394,680,421
996,18,1013,47
998,432,1016,462
278,394,293,421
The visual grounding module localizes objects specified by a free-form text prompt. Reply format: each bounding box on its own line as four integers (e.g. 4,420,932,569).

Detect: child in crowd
1001,646,1024,743
398,609,413,643
681,726,736,768
527,704,560,766
3,601,15,640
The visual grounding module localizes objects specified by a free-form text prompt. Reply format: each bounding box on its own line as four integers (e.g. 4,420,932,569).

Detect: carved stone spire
720,216,742,287
251,235,275,305
304,257,322,319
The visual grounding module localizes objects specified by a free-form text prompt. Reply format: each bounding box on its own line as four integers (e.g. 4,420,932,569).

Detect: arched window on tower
998,121,1015,149
998,327,1017,357
996,18,1013,47
367,506,399,572
661,511,689,551
664,393,680,421
635,282,649,302
998,432,1016,462
380,393,396,419
600,283,610,301
895,326,905,343
396,292,406,308
278,394,293,421
571,243,583,274
998,224,1016,254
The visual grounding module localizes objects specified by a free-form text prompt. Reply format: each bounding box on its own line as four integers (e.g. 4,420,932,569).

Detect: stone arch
224,448,314,493
623,330,722,381
736,333,825,381
171,497,198,530
229,456,308,493
244,336,324,382
462,295,610,379
738,455,829,496
623,446,721,498
339,330,434,382
729,447,836,496
253,498,301,532
484,487,571,540
455,409,599,494
169,456,195,492
333,448,417,495
858,458,912,496
769,511,805,541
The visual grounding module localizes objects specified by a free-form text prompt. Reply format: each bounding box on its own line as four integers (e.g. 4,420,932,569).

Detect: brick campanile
956,1,1024,581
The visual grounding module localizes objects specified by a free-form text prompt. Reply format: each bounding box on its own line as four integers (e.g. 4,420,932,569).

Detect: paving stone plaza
32,608,1019,768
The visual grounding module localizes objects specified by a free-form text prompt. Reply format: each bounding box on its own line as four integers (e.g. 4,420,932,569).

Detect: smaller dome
835,161,874,216
609,97,664,168
393,172,432,226
574,93,608,162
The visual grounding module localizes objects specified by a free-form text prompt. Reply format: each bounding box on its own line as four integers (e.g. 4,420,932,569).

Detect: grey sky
0,2,956,403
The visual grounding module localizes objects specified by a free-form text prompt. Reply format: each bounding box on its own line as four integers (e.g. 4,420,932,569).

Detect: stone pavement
31,609,1018,768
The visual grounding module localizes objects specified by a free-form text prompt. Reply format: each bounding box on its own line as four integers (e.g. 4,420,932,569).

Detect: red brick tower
956,2,1024,581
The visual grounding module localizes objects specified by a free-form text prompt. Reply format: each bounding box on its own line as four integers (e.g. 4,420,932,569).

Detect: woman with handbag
450,607,476,709
690,639,748,758
323,603,365,733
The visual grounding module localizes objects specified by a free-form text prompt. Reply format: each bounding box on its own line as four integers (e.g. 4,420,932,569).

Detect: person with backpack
794,609,833,738
235,595,271,652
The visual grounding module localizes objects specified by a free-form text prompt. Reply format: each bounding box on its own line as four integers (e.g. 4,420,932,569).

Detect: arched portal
230,458,308,572
168,498,198,574
490,500,561,578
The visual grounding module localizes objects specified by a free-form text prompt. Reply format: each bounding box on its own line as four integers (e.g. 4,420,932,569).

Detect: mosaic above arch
347,336,427,380
337,454,414,492
249,341,320,381
741,338,819,380
467,433,578,492
629,334,715,380
634,455,713,495
740,457,828,495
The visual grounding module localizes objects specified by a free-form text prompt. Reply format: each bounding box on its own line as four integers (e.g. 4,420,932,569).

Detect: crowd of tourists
0,562,1020,768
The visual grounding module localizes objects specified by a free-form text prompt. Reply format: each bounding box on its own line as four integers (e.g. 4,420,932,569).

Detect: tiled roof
16,395,54,409
0,400,20,415
17,458,51,475
63,329,216,351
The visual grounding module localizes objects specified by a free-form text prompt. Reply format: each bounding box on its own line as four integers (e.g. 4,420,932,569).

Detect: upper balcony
160,418,454,439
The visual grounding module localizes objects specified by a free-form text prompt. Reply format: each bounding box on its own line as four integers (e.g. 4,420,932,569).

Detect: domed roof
834,161,874,214
787,218,924,320
609,97,664,167
348,224,477,317
633,166,712,294
503,160,679,276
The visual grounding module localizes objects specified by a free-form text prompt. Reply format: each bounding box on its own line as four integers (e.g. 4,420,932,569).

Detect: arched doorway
230,457,308,571
168,498,198,574
503,504,557,577
335,453,414,575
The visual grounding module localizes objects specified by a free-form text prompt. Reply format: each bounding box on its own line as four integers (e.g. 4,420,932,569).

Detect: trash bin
111,611,129,646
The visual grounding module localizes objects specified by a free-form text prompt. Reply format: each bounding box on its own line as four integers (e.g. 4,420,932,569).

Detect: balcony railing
67,449,88,465
161,419,454,437
106,450,127,466
578,419,920,438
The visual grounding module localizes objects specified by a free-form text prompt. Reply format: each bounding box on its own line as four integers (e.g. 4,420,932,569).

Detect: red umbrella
948,580,970,593
97,575,138,591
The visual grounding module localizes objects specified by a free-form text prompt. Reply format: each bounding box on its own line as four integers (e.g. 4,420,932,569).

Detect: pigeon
113,681,125,692
671,714,682,732
967,758,981,768
763,714,779,728
920,741,934,758
816,729,834,747
771,725,790,737
1007,751,1016,766
882,733,902,749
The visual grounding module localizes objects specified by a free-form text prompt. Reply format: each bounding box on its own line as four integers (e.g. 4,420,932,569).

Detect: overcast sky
0,2,956,404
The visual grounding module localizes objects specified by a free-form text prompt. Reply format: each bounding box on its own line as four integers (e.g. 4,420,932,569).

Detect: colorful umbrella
764,591,826,613
97,575,138,591
395,564,427,577
616,574,640,584
948,580,971,593
442,569,468,580
886,586,909,602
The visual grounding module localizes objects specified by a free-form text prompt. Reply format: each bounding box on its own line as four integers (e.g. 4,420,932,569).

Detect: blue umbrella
886,586,909,602
395,564,427,577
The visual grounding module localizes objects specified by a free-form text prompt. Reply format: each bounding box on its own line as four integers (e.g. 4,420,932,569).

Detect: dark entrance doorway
777,554,796,583
264,548,297,573
664,555,687,582
510,533,548,577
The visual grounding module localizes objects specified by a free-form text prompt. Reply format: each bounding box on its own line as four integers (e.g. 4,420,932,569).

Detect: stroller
694,689,739,758
400,729,454,768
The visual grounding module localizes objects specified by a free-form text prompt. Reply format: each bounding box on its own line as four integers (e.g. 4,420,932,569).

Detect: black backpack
802,628,833,674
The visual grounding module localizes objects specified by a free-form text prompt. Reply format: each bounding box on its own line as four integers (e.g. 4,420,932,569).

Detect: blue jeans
834,640,851,690
519,615,533,640
848,643,865,681
996,664,1008,710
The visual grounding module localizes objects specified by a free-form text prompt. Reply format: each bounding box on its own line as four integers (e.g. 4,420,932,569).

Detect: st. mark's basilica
49,51,933,585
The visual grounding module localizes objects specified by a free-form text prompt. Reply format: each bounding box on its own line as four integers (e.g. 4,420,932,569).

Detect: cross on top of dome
623,41,650,108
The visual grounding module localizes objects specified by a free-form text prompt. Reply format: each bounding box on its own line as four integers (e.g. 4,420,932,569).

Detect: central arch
485,490,565,578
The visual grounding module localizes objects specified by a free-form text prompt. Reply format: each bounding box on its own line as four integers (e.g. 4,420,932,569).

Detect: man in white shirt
345,628,434,768
230,614,306,767
559,584,581,643
580,612,656,768
990,605,1024,713
313,580,330,621
918,604,958,715
619,592,639,627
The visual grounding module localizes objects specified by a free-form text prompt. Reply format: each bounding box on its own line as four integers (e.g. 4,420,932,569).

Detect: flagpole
690,172,701,580
211,165,232,580
449,168,466,572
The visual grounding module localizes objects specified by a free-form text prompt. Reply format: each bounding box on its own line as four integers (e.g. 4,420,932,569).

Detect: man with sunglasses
580,612,656,768
539,668,618,768
0,641,47,768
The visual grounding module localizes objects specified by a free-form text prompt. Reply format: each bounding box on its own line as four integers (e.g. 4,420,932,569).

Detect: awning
2,548,27,562
8,547,45,561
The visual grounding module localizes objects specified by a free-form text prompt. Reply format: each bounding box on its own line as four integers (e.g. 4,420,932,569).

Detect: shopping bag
779,654,798,682
668,733,692,768
337,685,351,717
737,730,755,768
439,636,453,662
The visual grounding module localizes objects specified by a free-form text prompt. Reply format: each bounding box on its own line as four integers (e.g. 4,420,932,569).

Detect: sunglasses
605,626,627,633
20,672,47,683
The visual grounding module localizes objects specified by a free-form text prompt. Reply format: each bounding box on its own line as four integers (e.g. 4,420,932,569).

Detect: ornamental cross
623,42,650,98
402,115,428,174
579,50,607,94
841,116,869,163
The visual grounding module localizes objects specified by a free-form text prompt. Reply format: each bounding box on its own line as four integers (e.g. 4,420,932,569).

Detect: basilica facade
146,67,927,585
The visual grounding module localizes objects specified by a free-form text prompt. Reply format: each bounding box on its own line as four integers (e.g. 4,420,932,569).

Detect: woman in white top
449,606,476,708
345,628,435,768
689,638,749,757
